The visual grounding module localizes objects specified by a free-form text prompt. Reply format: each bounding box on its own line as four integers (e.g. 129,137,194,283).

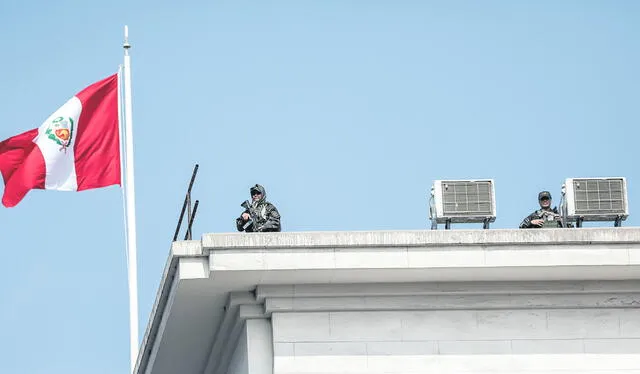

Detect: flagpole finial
123,25,131,51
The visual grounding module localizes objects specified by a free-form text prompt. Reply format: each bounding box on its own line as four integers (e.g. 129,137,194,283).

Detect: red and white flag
0,74,120,207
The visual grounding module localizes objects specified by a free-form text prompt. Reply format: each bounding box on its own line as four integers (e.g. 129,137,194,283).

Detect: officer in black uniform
236,184,281,232
519,191,563,228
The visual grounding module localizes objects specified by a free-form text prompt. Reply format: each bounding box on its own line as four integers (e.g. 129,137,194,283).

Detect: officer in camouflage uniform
236,184,281,232
519,191,564,228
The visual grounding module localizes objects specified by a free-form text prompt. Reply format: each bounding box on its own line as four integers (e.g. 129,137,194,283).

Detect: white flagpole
122,25,140,374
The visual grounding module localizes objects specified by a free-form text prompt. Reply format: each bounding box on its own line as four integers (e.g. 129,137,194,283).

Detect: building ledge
136,228,640,374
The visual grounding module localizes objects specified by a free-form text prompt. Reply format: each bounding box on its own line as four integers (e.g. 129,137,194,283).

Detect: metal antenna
173,164,200,242
184,200,200,240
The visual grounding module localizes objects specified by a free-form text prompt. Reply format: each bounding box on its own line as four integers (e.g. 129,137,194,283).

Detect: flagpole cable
117,65,131,270
123,25,140,374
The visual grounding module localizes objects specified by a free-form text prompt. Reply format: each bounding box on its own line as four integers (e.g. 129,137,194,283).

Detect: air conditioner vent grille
441,181,494,216
572,178,626,215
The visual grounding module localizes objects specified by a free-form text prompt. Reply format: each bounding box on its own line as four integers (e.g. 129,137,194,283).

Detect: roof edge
134,240,203,374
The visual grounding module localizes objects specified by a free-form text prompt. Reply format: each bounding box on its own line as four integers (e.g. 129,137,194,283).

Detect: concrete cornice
202,228,640,249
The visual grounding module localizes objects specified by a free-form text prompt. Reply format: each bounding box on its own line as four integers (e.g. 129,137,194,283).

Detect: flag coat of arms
0,74,120,207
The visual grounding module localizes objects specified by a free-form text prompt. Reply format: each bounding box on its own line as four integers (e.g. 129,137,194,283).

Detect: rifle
540,210,563,228
240,200,258,231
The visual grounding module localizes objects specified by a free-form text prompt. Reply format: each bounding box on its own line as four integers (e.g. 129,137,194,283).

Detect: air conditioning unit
562,177,628,226
430,179,496,229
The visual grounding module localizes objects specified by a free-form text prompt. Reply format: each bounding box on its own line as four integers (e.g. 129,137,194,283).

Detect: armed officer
236,184,281,232
519,191,564,228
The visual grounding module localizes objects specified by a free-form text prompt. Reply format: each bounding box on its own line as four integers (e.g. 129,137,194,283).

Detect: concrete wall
225,319,274,374
227,327,248,374
246,319,273,374
266,282,640,374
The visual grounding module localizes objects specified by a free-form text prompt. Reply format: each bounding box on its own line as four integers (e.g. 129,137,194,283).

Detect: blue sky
0,1,638,373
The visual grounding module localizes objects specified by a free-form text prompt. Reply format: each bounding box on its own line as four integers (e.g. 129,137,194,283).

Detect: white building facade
135,228,640,374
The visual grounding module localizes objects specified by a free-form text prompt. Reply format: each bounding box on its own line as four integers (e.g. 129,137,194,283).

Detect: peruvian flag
0,74,120,207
